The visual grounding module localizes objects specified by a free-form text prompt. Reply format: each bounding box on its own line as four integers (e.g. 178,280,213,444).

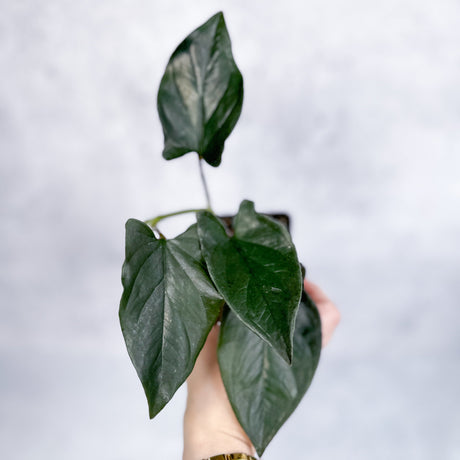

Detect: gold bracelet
203,454,257,460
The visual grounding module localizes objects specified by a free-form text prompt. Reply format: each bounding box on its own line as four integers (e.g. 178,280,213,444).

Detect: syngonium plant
119,12,322,456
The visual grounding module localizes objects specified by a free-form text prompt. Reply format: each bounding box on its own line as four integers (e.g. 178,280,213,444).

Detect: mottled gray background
1,1,459,459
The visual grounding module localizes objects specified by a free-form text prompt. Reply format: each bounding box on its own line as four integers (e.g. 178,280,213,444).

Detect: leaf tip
236,199,255,218
196,208,213,220
212,11,225,21
270,329,294,365
282,341,294,366
125,217,137,229
146,389,169,420
255,445,267,458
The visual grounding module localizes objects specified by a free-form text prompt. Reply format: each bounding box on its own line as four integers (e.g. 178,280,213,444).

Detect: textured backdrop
1,1,459,459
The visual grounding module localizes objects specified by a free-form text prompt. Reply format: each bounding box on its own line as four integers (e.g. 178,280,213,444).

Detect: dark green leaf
119,219,223,418
218,291,322,456
157,11,243,167
197,200,302,363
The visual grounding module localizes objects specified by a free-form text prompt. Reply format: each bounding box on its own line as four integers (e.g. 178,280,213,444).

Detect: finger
303,279,340,347
304,279,330,304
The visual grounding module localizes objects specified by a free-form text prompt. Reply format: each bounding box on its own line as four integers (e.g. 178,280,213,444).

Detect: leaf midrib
229,237,285,349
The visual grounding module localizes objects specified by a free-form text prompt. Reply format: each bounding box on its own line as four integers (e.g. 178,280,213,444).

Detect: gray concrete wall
1,1,459,459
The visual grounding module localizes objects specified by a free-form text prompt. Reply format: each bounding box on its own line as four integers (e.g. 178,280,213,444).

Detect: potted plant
119,12,322,457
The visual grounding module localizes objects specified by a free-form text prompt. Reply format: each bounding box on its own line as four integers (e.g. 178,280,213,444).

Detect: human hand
303,279,341,347
182,279,340,460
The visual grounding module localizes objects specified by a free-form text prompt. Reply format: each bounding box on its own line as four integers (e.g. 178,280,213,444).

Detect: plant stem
145,208,207,228
153,227,166,240
198,155,212,211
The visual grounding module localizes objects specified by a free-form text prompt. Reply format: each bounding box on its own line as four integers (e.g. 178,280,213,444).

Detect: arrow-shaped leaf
157,11,244,167
119,219,223,418
218,290,322,456
197,200,302,363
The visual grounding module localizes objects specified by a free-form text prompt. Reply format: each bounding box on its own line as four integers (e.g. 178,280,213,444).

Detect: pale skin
183,279,341,460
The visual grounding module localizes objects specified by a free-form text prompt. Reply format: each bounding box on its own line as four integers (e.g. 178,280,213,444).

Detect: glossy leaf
119,219,223,418
157,11,244,167
218,290,322,456
197,200,302,363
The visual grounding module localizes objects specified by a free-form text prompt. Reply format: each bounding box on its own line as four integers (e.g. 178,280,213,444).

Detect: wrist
183,326,255,460
183,425,255,460
183,386,255,460
202,454,257,460
183,396,255,460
